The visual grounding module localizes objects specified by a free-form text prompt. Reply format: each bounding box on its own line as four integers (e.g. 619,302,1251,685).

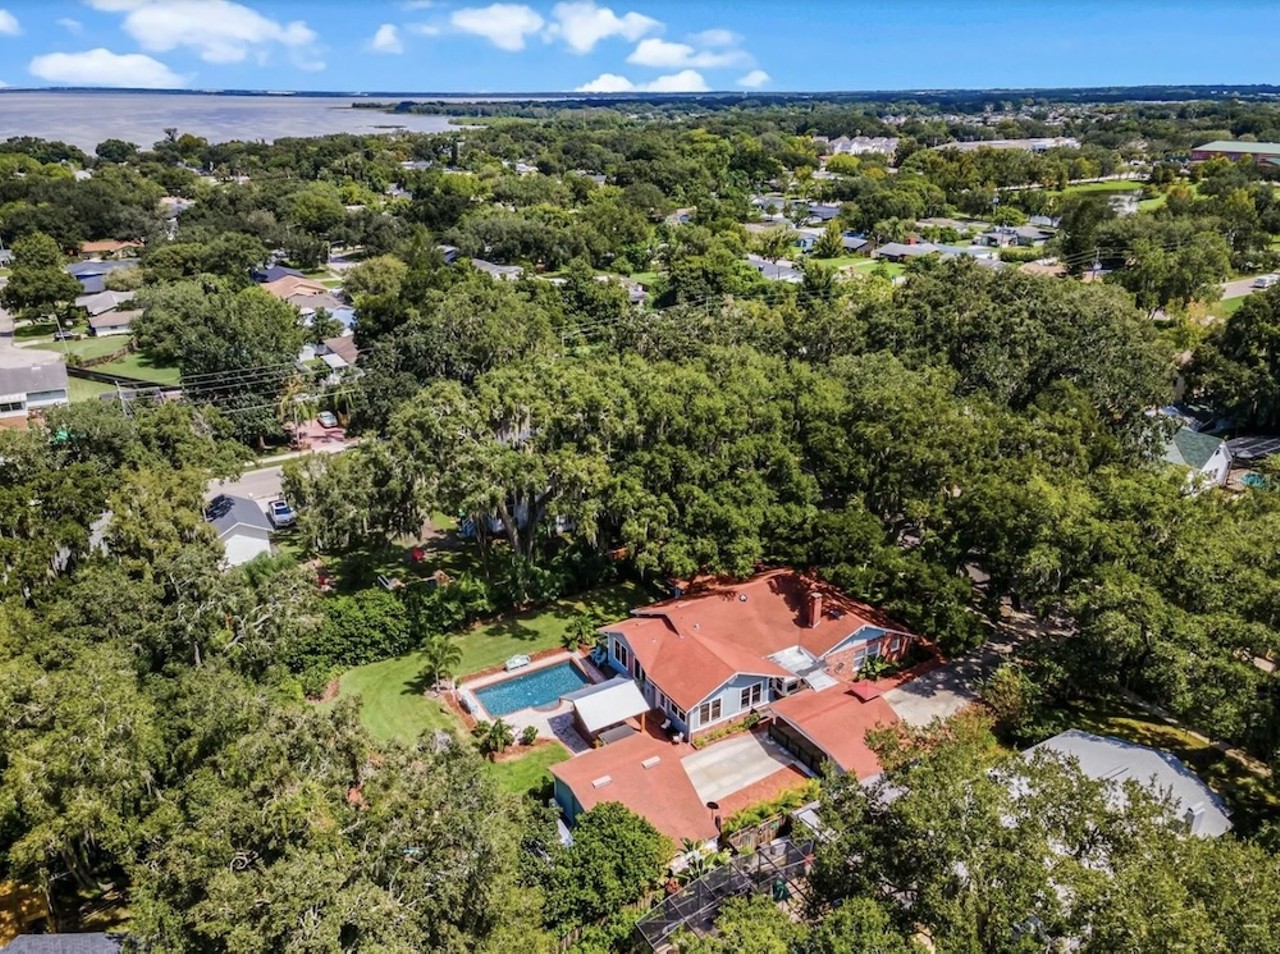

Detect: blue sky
1,1,1279,94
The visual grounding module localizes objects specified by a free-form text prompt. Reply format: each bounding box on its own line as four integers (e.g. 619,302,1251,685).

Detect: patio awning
572,676,651,735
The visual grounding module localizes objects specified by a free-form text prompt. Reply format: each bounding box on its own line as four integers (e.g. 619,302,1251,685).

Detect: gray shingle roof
205,494,272,537
1162,426,1226,471
5,934,123,953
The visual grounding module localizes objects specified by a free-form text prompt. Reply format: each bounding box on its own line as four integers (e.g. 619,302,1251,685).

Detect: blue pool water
474,661,591,717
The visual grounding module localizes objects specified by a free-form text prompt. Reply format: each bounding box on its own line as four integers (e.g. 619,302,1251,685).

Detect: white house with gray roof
1026,730,1231,837
205,494,273,567
0,344,69,423
1162,425,1230,493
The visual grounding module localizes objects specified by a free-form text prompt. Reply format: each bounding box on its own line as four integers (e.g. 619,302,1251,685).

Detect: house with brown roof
599,569,916,742
78,239,142,259
260,275,328,300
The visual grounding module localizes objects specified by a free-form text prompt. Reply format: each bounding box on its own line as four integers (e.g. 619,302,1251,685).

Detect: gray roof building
1026,730,1231,837
76,290,136,316
205,494,272,537
1162,426,1228,471
875,241,938,260
0,344,70,416
470,259,524,281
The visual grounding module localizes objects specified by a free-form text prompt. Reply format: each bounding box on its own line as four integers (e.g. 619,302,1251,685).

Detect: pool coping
462,651,598,722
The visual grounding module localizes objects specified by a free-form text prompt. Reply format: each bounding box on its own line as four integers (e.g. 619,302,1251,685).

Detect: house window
0,400,23,414
674,706,687,723
615,642,629,670
697,699,722,726
739,682,763,709
890,636,903,653
853,648,866,669
656,690,667,710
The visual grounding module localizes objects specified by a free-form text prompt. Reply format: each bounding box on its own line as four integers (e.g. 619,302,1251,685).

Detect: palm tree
477,718,515,758
419,633,462,691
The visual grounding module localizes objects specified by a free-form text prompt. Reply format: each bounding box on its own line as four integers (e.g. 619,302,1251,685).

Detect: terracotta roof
605,569,913,710
769,687,898,778
261,275,328,300
79,239,141,255
551,729,717,843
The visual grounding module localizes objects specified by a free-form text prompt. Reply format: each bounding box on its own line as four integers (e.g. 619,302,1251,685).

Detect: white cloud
626,37,746,69
88,0,319,66
737,69,770,88
688,28,739,47
57,17,84,33
29,47,187,88
644,68,708,92
575,72,634,92
574,68,708,93
546,1,660,54
451,4,544,51
367,23,403,54
0,9,20,35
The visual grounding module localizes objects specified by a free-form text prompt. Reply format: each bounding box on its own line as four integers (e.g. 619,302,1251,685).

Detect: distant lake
0,92,462,151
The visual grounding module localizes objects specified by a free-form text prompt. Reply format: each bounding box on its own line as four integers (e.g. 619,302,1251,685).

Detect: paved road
1220,275,1276,300
206,465,286,509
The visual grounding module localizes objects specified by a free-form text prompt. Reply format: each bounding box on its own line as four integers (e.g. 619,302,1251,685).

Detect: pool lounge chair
505,654,531,672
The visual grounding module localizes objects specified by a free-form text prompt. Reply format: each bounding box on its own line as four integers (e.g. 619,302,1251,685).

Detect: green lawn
67,377,111,403
1064,698,1280,833
454,579,655,676
487,742,571,796
1059,179,1145,195
333,579,657,745
1209,295,1248,320
52,336,130,361
629,270,661,287
846,259,906,278
95,351,181,385
333,652,460,745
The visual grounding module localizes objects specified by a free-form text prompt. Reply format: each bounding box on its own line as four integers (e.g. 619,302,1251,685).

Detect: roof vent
738,593,748,602
591,775,613,789
641,756,661,769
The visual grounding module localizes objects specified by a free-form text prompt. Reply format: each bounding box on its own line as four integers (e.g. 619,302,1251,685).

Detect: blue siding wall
690,672,770,731
823,626,888,659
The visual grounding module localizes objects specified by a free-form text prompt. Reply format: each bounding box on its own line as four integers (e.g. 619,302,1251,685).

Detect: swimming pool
474,661,592,717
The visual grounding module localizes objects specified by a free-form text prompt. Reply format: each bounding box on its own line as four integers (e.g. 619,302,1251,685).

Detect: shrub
286,588,412,674
520,725,539,746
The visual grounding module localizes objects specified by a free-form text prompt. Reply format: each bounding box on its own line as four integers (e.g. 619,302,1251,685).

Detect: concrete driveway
883,638,1016,727
681,731,800,805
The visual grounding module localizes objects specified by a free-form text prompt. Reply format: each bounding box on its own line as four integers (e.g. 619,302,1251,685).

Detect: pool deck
461,651,607,753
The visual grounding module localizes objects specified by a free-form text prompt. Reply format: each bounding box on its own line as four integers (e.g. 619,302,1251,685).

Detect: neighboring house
875,241,939,262
1226,434,1280,466
78,239,142,259
599,569,917,741
793,227,825,252
1162,425,1230,492
470,259,524,281
320,332,360,366
0,344,70,424
66,260,138,295
0,247,13,267
437,244,460,264
1025,730,1231,836
205,494,273,567
823,135,899,157
1190,140,1280,168
976,225,1052,248
665,207,696,226
0,306,14,338
75,290,136,316
88,309,140,337
745,254,804,284
842,235,869,253
251,263,305,283
287,292,346,317
934,136,1080,153
261,275,328,300
5,933,124,953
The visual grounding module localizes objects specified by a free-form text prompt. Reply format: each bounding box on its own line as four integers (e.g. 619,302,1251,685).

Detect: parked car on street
1252,274,1278,289
317,411,338,428
266,499,297,528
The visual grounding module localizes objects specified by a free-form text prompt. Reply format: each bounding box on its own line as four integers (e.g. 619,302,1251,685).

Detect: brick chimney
808,590,823,628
